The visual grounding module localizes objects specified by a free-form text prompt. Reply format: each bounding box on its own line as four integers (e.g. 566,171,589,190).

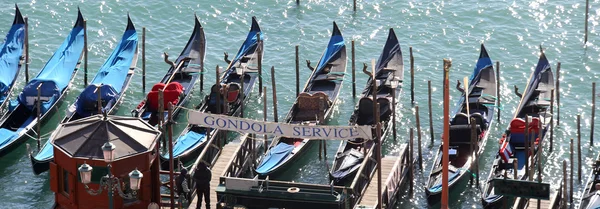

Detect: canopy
88,18,138,93
316,22,345,72
0,11,25,94
52,115,160,160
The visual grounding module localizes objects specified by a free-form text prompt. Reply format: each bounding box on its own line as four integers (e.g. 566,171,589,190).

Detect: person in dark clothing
193,161,212,209
176,167,190,203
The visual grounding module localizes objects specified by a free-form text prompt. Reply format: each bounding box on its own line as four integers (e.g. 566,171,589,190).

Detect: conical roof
52,115,161,160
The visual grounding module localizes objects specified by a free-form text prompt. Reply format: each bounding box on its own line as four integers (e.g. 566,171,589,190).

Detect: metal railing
381,146,409,209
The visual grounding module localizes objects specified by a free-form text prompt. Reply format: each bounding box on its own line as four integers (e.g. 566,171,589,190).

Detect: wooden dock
356,156,400,209
187,140,240,209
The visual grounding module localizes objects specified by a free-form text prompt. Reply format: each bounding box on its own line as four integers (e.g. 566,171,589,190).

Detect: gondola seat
508,117,540,146
293,92,329,121
449,124,481,145
226,83,241,103
451,112,469,125
470,112,487,130
147,82,184,111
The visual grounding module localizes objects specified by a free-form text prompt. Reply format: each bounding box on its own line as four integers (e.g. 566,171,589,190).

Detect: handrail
349,141,378,205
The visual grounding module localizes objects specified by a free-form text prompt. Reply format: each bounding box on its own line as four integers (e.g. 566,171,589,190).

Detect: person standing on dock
193,161,212,209
176,167,191,204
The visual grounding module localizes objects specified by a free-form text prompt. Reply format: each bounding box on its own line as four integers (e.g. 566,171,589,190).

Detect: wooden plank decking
187,141,241,209
356,156,399,208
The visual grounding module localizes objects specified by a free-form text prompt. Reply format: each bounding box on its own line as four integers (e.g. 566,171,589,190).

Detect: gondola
0,5,26,116
131,15,206,128
481,49,553,208
29,15,139,175
580,153,600,209
329,28,403,184
255,22,346,177
426,44,497,201
160,16,262,169
0,9,85,157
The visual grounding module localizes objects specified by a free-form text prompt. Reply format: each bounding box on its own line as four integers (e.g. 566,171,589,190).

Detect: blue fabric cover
75,84,118,117
34,139,54,161
233,27,261,63
256,143,295,174
0,22,25,95
162,131,206,159
88,29,137,93
17,23,84,111
17,80,59,114
316,32,344,73
0,117,34,150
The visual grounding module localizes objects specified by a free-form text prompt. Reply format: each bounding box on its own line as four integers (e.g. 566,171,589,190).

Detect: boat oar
162,52,191,91
463,76,470,124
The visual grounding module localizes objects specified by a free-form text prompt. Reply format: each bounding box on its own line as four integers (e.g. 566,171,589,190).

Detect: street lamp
78,142,143,209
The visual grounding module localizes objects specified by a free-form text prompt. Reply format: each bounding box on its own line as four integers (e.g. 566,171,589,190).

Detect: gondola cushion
449,124,481,145
76,84,118,117
147,82,183,111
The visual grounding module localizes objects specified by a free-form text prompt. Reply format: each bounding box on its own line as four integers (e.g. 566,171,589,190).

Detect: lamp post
78,142,143,209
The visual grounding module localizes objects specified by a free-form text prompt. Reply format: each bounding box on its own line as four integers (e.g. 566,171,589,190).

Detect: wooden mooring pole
441,58,451,209
496,61,500,123
352,40,356,98
83,20,88,87
167,103,175,208
550,89,555,152
525,116,530,179
469,117,475,184
295,45,300,97
409,128,414,195
563,160,567,208
199,28,204,92
353,0,357,12
96,85,102,114
240,67,245,118
428,80,434,145
24,16,29,83
578,114,582,181
570,138,574,204
585,0,590,44
415,106,423,170
592,82,596,146
142,27,146,94
410,47,414,104
271,66,278,122
36,83,42,151
258,33,263,95
392,84,397,142
215,65,221,114
556,62,561,126
376,104,382,209
263,86,268,145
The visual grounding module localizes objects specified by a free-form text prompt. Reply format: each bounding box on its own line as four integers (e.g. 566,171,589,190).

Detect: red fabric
509,117,540,134
227,90,239,103
499,140,513,163
146,82,183,111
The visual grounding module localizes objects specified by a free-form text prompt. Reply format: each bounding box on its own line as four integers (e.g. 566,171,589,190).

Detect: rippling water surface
0,0,598,208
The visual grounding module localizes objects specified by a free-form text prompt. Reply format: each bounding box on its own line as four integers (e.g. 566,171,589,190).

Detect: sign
492,178,550,200
188,111,373,140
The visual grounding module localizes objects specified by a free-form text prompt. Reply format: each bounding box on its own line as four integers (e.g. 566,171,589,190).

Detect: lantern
78,162,93,184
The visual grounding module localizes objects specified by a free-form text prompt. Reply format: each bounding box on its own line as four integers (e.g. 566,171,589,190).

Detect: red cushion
510,117,540,134
165,82,183,93
146,82,183,111
151,83,165,91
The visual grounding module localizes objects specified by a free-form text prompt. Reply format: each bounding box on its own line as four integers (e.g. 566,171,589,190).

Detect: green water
0,0,598,208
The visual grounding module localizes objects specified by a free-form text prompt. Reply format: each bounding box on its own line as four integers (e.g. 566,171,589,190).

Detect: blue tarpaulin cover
0,21,25,100
33,139,54,161
75,22,137,117
233,17,261,62
17,21,84,112
162,131,207,159
75,84,118,117
256,143,295,174
315,28,344,73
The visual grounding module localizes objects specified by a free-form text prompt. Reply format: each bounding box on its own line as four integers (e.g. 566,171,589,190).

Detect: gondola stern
332,21,342,37
14,4,25,25
251,16,261,33
480,44,490,59
74,8,85,29
125,13,136,31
